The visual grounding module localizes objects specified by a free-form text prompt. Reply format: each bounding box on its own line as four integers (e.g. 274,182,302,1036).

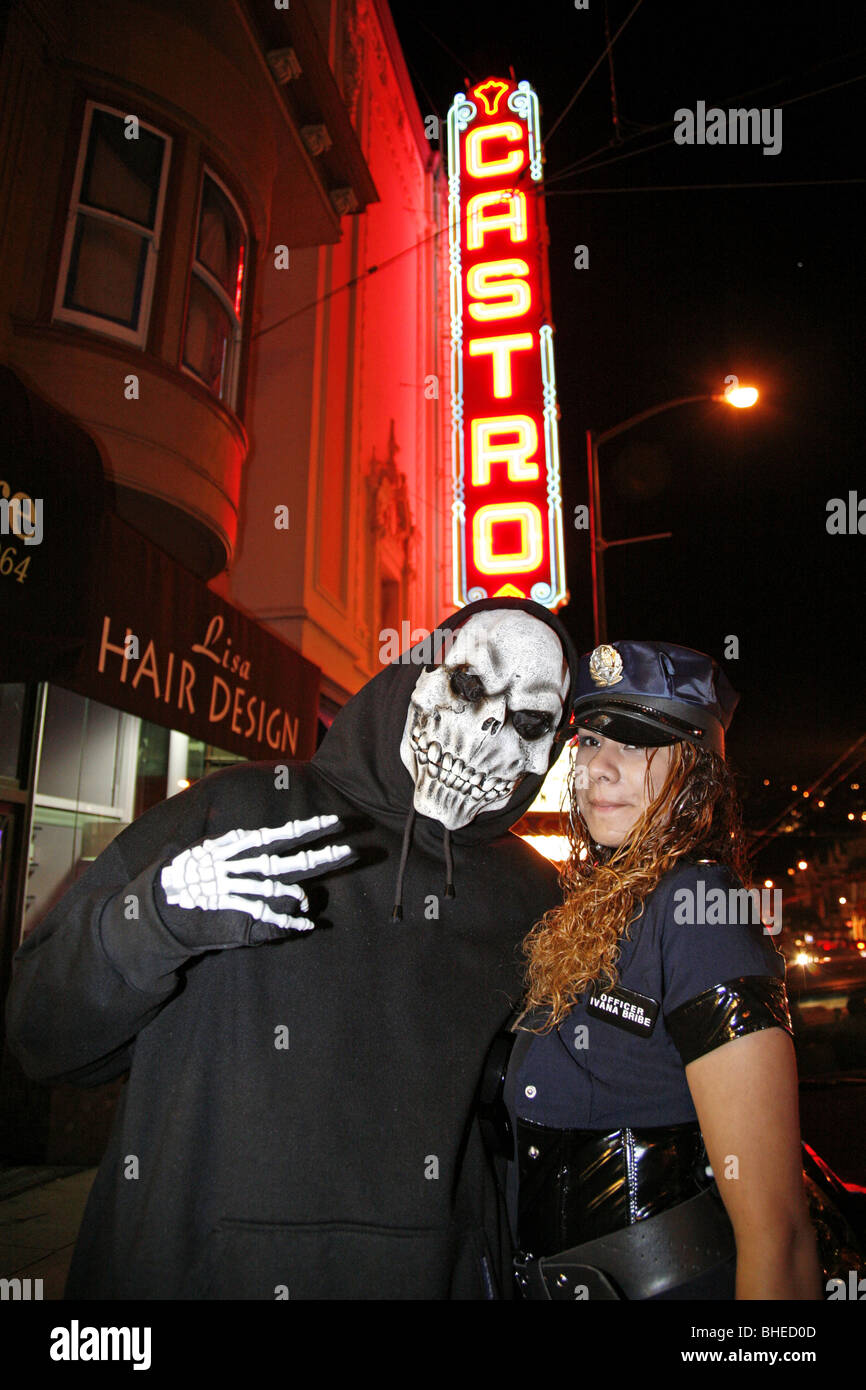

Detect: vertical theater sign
447,77,567,611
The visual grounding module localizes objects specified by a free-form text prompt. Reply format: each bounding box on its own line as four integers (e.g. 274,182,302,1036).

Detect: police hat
571,641,739,757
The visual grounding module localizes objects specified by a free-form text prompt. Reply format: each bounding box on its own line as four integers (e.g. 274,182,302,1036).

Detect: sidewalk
0,1167,95,1299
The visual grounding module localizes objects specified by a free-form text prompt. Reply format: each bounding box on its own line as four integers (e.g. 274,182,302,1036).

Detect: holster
514,1183,736,1300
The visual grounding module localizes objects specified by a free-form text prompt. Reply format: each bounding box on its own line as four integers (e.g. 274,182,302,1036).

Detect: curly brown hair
522,739,748,1028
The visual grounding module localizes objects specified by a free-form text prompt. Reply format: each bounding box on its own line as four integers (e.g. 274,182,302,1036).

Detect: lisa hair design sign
447,76,567,611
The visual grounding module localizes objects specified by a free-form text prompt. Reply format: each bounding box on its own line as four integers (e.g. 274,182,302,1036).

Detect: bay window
181,169,248,409
53,103,171,345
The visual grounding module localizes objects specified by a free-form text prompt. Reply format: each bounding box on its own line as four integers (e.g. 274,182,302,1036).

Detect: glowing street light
722,385,759,408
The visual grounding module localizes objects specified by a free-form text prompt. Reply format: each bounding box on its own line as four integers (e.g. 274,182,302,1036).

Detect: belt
516,1117,712,1253
514,1183,736,1300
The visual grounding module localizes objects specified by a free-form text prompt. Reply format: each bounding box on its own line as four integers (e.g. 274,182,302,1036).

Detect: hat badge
589,644,624,687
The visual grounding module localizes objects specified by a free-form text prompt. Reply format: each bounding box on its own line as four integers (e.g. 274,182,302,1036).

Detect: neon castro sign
447,77,567,610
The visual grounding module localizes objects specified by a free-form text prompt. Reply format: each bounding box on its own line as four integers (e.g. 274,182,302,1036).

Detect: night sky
388,0,866,858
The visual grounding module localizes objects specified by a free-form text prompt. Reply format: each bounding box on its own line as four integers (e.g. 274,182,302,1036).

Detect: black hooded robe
6,599,577,1299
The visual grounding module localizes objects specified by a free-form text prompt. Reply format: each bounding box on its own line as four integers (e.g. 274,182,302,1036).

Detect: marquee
447,77,567,610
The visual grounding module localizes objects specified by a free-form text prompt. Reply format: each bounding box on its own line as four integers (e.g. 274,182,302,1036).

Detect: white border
52,102,172,349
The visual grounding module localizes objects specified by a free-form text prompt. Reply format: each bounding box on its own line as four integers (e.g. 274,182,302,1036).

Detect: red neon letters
448,77,566,609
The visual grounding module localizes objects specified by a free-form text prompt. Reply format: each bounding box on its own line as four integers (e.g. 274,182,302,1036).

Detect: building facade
0,0,448,1161
220,0,450,703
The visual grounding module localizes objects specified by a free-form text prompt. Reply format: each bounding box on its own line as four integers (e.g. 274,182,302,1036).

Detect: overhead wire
544,0,645,145
404,55,443,132
547,49,866,185
547,69,866,192
548,134,674,184
546,178,865,196
603,0,624,144
252,220,447,342
252,43,866,343
411,17,478,84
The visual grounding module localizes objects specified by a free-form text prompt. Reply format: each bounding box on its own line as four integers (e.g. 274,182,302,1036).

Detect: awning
0,362,107,679
59,510,321,761
0,365,321,761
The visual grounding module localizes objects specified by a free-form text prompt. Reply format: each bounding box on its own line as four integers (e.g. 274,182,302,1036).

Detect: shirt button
524,1084,537,1099
527,1145,540,1159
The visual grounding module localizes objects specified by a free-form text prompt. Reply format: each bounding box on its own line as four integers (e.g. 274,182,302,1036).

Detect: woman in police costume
493,640,823,1300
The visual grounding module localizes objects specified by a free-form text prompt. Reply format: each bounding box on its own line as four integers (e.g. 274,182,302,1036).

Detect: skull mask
399,610,570,831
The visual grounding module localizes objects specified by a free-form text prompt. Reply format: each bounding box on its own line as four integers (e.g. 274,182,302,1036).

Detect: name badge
585,985,659,1037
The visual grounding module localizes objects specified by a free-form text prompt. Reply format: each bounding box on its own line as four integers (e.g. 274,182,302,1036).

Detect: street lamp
586,385,759,644
726,386,758,408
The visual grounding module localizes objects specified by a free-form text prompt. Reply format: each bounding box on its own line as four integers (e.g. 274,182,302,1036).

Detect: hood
311,599,579,915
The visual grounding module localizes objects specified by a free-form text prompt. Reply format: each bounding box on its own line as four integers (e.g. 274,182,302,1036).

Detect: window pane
183,275,232,396
25,806,119,935
196,175,245,308
81,109,165,227
35,685,87,802
64,213,148,326
184,737,244,783
37,686,125,806
78,701,128,807
134,720,170,818
0,684,27,783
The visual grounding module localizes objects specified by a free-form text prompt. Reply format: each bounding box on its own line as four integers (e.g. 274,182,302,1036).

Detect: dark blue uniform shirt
506,862,787,1133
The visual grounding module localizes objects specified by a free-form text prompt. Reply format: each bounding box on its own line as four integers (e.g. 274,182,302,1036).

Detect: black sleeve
4,775,216,1085
666,976,792,1067
659,864,792,1067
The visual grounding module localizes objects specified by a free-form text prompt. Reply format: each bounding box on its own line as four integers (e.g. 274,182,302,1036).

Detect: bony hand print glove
154,814,353,952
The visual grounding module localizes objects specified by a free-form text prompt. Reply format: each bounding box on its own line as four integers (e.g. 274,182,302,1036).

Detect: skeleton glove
155,814,353,952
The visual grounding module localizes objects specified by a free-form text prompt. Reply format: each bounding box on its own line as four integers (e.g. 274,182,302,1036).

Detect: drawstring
391,805,417,921
443,827,455,898
390,808,456,919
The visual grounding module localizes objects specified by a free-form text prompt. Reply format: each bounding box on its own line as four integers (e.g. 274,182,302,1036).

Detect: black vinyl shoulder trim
665,975,792,1067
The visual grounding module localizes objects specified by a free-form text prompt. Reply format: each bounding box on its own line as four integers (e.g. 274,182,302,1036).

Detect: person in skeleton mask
6,598,577,1299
